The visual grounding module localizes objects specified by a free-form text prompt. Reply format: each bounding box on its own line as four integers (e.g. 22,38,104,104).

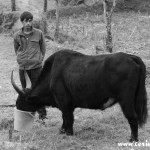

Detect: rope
0,105,15,108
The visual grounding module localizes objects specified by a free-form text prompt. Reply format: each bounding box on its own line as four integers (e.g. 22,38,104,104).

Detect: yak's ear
24,70,32,89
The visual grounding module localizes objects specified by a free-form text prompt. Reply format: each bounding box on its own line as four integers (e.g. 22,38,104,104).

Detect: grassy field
1,0,150,150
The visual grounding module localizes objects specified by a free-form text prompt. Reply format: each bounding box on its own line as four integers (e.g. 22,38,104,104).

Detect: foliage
46,4,103,18
0,12,19,33
60,0,73,6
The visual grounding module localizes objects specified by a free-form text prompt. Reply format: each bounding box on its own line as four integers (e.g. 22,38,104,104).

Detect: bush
0,11,19,32
60,0,72,6
60,0,83,6
46,3,103,18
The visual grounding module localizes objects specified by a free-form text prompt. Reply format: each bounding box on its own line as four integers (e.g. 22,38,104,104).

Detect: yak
11,49,148,142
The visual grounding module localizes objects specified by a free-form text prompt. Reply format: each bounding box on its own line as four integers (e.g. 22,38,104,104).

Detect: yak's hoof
129,137,138,142
66,129,73,136
59,128,73,136
66,131,73,136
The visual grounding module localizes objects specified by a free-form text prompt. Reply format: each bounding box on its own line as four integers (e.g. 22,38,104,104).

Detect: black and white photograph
0,0,150,149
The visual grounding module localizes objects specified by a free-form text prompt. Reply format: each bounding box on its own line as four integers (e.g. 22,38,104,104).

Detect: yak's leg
59,114,67,134
118,88,138,142
128,117,138,142
60,110,74,135
62,110,74,135
119,99,138,142
53,82,74,135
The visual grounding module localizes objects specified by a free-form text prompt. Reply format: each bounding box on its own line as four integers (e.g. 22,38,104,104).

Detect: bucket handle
28,112,35,118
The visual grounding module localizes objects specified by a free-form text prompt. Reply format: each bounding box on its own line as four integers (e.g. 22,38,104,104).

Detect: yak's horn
11,70,25,95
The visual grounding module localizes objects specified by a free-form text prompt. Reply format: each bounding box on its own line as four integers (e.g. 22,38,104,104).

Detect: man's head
20,11,33,31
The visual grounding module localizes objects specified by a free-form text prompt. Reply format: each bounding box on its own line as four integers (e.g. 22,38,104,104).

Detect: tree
103,0,116,53
41,14,48,34
44,0,48,12
11,0,16,11
54,0,60,41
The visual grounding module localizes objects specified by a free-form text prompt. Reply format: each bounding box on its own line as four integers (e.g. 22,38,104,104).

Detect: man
13,11,47,120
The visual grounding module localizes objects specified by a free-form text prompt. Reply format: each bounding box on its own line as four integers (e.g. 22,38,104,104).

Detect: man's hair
20,11,33,22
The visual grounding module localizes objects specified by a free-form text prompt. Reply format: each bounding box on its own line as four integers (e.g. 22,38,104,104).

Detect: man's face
22,19,33,30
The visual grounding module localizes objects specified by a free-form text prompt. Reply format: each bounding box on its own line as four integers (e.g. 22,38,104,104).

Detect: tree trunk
11,0,16,11
43,0,48,12
54,0,60,41
42,13,48,34
103,0,116,53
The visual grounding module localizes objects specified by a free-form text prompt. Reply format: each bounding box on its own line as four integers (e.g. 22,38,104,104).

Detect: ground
1,0,150,150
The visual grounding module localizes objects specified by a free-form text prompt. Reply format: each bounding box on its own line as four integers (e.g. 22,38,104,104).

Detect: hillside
1,0,150,15
0,0,150,34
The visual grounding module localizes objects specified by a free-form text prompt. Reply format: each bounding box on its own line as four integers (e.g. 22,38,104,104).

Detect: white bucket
14,107,35,131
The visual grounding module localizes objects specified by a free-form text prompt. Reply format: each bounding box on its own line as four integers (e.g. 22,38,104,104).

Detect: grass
47,11,150,59
0,106,150,149
1,0,150,150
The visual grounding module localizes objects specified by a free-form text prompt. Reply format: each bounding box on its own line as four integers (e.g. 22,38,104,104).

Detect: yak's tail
132,55,148,127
